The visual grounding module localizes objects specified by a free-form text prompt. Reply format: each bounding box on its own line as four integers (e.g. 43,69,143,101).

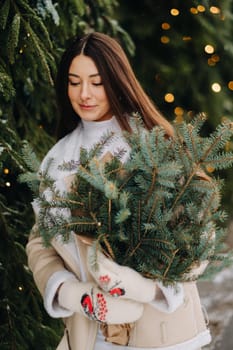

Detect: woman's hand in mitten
87,248,156,303
58,279,143,324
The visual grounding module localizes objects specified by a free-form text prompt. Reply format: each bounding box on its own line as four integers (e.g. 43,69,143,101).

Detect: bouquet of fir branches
26,114,233,284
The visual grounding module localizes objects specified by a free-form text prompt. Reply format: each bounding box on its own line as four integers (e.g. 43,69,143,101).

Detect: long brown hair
56,32,173,140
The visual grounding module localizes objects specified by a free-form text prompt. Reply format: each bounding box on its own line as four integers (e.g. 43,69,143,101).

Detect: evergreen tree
0,1,133,348
117,0,233,124
116,0,233,212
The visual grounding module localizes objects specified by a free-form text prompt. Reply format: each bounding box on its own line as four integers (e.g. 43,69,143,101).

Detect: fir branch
102,234,115,259
0,70,15,100
26,13,53,49
23,21,53,84
20,142,40,172
200,121,233,163
72,0,86,16
202,152,233,170
0,0,10,30
33,114,233,283
0,139,26,172
163,248,180,278
17,0,40,16
170,166,197,212
7,13,21,64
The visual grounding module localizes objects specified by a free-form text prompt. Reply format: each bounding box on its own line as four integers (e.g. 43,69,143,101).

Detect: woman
26,32,211,350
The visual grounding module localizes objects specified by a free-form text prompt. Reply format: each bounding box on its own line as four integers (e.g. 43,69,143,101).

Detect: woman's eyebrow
68,73,100,78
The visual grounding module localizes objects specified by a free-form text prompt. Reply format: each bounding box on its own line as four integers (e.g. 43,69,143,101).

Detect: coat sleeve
26,224,77,318
26,131,83,318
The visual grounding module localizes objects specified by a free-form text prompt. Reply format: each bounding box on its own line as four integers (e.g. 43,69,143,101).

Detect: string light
183,36,192,42
174,107,184,123
18,286,23,291
160,36,170,44
228,81,233,91
170,8,179,16
4,168,9,174
211,54,220,62
161,22,171,30
204,45,215,54
210,6,221,14
5,182,11,187
208,54,220,66
211,83,221,93
164,93,175,103
197,5,205,12
208,58,215,66
190,7,198,15
174,107,184,116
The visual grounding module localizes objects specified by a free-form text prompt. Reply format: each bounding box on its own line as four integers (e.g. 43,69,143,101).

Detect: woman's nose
80,82,91,100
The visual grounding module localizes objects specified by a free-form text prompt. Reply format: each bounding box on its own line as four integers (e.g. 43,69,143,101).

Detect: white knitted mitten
87,248,156,303
58,279,144,324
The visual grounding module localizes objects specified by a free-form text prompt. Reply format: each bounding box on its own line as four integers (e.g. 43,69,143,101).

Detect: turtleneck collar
81,116,119,131
80,116,122,145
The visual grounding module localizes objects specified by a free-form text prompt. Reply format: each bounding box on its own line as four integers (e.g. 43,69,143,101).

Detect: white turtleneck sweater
33,117,204,350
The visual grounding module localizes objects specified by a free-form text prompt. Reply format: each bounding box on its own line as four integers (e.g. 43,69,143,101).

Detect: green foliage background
116,0,233,213
0,0,233,348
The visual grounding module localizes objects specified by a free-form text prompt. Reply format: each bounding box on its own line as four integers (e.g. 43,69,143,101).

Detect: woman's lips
79,104,96,110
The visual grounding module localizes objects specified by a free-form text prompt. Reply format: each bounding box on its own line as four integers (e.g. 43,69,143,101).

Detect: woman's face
68,54,112,122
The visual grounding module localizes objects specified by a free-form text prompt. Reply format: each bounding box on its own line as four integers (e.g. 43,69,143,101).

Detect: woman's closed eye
68,80,80,86
92,81,103,86
68,80,102,87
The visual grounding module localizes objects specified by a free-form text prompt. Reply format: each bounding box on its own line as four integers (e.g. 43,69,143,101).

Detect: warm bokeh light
228,81,233,91
204,44,215,54
5,182,11,187
164,93,175,103
174,107,184,116
211,54,220,62
211,83,221,92
183,36,192,41
197,5,205,12
161,36,170,44
161,22,171,30
190,7,198,14
207,54,220,66
4,168,9,174
208,58,215,66
170,8,179,16
210,6,221,14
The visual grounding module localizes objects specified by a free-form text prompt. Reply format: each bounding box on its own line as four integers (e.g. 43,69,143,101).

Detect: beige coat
26,227,211,350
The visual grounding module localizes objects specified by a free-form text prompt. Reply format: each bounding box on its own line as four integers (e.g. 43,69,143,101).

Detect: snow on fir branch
29,113,233,284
